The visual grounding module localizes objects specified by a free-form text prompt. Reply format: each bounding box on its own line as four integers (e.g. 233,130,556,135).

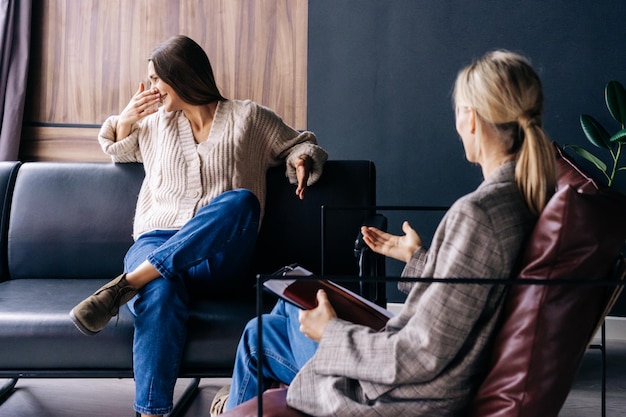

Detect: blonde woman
218,50,556,417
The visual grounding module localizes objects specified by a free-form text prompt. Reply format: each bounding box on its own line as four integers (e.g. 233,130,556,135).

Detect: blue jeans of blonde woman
226,299,319,410
123,189,260,416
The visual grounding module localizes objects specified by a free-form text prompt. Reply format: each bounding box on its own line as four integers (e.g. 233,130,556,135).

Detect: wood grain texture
22,0,308,162
19,126,107,162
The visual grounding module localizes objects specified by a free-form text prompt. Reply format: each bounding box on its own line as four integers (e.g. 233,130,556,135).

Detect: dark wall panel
308,0,626,307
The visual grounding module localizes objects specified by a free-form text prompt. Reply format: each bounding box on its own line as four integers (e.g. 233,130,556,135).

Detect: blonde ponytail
515,118,556,215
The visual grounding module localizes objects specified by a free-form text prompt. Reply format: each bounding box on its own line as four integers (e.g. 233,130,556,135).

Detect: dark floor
1,341,625,417
559,339,626,417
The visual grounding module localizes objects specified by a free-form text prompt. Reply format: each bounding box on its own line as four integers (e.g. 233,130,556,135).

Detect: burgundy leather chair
468,146,626,417
222,144,626,417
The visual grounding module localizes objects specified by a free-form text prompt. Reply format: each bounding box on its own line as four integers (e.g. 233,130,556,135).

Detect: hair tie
519,112,541,129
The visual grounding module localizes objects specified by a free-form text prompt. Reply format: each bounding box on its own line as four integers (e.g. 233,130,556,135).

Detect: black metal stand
589,322,608,417
170,377,201,417
0,378,17,405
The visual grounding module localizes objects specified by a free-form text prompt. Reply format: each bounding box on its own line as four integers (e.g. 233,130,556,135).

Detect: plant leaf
580,114,612,149
566,145,607,172
605,80,626,125
610,128,626,143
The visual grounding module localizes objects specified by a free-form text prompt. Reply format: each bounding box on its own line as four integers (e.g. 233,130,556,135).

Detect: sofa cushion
7,162,143,280
469,145,626,417
0,278,258,375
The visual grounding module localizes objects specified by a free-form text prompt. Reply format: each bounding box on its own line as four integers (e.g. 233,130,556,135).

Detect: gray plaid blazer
287,162,536,417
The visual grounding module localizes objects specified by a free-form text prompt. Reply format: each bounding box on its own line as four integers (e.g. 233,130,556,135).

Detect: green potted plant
566,80,626,187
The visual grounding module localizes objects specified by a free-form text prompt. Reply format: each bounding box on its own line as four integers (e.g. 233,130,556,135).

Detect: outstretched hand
298,290,337,342
116,83,161,140
360,220,422,263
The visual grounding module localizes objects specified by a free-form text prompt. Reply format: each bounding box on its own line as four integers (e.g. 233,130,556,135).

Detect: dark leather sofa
0,160,381,414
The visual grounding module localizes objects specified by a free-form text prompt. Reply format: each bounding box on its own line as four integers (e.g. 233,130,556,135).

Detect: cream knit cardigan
98,99,327,240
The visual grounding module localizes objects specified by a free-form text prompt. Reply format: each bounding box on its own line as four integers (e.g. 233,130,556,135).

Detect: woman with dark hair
69,35,327,417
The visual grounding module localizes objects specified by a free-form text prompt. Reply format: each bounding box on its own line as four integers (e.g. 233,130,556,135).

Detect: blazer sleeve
302,198,507,387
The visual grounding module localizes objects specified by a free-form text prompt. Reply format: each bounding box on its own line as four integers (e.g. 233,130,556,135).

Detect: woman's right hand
116,83,161,140
360,221,422,263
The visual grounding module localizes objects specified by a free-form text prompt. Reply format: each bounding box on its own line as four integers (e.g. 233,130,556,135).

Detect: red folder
263,266,393,331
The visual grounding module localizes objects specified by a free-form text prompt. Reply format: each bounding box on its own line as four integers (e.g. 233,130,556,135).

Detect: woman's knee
230,188,258,206
218,189,260,221
241,314,289,351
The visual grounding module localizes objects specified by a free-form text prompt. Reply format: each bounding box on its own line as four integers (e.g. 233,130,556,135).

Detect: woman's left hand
294,155,311,200
298,290,337,342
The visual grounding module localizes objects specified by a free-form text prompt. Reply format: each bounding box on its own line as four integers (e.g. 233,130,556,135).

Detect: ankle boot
69,273,138,336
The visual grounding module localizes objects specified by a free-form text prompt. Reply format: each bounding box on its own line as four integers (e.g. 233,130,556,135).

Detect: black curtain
0,0,31,161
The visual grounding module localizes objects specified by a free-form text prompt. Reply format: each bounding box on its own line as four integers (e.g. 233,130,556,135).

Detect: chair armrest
354,213,388,307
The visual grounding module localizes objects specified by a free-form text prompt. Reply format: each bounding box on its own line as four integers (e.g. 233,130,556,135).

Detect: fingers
124,87,160,119
360,225,378,239
360,226,380,250
316,288,330,306
361,226,388,245
295,179,307,199
314,289,336,321
138,93,160,111
298,290,336,342
295,163,309,200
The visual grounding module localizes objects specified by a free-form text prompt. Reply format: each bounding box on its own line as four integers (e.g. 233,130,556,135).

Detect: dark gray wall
307,0,626,309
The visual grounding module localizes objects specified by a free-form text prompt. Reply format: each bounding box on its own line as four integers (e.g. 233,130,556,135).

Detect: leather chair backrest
469,145,626,417
0,162,20,280
7,162,144,280
253,161,376,276
5,161,377,288
216,160,378,297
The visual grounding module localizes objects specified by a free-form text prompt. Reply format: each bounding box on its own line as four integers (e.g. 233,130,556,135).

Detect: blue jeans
124,189,260,416
226,299,319,410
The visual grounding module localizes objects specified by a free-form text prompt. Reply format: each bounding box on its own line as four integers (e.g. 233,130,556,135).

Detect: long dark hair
149,35,226,104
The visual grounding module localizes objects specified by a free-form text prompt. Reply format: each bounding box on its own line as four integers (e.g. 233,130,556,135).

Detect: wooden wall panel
21,126,107,162
21,0,308,161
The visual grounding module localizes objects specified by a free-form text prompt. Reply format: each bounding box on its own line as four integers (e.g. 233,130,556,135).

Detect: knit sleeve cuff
285,142,328,185
98,116,142,162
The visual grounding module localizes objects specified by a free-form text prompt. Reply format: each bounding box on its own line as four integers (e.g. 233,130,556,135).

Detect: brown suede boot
69,273,138,336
